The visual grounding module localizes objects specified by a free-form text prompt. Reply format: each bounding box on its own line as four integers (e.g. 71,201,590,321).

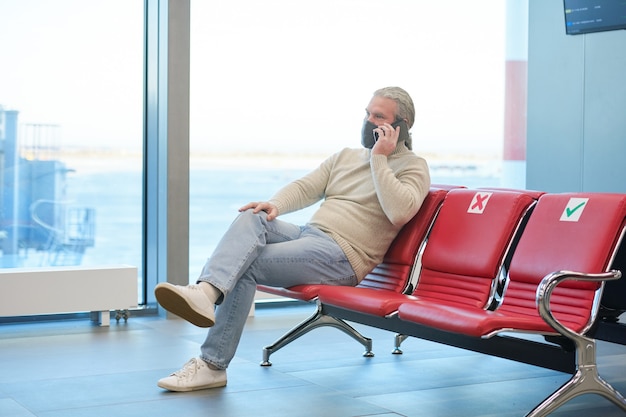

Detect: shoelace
173,358,203,379
187,284,202,292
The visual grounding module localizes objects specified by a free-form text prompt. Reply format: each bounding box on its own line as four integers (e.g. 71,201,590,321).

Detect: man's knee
234,209,269,230
238,209,268,221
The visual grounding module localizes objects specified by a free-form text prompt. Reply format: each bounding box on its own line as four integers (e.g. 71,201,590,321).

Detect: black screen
564,0,626,35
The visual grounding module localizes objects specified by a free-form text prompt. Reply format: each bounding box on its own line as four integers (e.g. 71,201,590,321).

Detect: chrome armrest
536,269,622,339
529,270,626,416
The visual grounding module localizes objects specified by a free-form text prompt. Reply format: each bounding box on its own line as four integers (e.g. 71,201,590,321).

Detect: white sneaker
158,357,227,392
154,283,216,327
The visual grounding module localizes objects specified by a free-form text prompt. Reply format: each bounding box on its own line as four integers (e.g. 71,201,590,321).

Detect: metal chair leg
260,301,374,366
526,337,626,416
392,334,409,354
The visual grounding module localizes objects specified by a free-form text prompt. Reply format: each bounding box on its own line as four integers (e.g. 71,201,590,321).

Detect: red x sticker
468,192,493,214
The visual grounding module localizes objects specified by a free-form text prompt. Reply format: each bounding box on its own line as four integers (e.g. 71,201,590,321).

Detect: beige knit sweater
269,143,430,282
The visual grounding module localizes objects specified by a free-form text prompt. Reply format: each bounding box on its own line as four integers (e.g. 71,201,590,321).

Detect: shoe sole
157,379,227,392
154,283,215,328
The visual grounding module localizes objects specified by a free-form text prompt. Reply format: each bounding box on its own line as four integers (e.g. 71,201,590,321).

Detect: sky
0,0,508,156
0,1,143,151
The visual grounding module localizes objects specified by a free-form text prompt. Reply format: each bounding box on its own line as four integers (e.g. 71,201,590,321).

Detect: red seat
257,184,463,302
317,189,538,319
397,192,626,415
257,186,452,366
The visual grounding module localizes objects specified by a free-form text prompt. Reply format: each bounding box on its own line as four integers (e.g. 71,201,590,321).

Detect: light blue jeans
197,209,357,369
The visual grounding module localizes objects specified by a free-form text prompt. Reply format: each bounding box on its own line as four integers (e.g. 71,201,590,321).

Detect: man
154,86,430,391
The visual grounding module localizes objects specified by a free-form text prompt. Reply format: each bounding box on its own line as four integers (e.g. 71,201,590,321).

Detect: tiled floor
1,304,625,417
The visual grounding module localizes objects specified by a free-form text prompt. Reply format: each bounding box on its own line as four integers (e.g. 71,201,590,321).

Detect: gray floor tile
0,304,624,417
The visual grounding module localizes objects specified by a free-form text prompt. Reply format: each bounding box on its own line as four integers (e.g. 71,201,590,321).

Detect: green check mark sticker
560,198,589,222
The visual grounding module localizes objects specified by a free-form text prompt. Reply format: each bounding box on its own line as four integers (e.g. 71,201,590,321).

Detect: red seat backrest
501,193,626,327
356,187,450,292
414,189,537,308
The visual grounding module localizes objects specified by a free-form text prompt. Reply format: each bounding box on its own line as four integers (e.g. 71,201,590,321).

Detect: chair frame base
526,335,626,416
324,304,576,371
260,300,374,366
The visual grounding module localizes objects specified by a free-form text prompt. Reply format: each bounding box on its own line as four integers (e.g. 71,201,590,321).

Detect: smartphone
374,119,409,143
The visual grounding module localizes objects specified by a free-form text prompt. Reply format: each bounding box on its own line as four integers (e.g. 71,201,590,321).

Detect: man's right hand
239,201,279,221
371,122,400,156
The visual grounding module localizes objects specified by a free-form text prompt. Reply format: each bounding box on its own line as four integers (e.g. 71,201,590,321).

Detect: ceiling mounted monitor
564,0,626,35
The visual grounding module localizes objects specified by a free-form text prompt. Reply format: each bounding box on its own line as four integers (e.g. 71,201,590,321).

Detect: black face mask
361,120,379,149
361,119,411,150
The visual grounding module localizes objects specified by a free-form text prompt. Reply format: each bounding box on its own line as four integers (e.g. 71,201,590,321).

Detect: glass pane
189,0,514,283
0,1,144,300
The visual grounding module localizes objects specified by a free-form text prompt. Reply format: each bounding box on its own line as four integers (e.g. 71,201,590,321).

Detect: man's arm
370,154,431,227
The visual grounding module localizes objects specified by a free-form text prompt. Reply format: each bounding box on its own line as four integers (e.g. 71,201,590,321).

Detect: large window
0,2,144,297
1,1,524,311
189,0,512,283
